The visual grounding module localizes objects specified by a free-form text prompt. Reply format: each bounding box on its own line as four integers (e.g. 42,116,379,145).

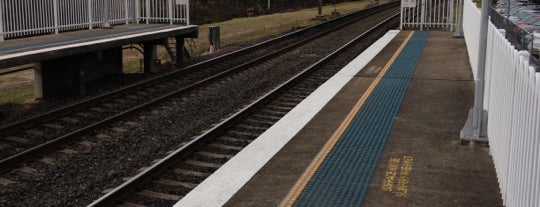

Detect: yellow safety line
279,31,415,207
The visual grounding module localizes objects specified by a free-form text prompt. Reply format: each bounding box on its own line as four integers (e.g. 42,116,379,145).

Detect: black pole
318,0,322,16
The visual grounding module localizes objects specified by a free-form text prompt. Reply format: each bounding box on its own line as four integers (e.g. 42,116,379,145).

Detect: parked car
517,0,529,6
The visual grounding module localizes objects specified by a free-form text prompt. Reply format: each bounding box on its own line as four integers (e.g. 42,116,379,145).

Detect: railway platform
174,30,503,206
0,24,198,98
0,24,198,68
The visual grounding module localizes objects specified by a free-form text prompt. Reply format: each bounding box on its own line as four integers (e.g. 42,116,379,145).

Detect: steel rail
0,3,400,173
0,2,399,136
88,13,400,207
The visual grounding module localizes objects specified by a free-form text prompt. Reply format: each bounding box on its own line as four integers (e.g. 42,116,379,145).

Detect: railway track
0,2,398,173
0,3,399,206
89,13,400,207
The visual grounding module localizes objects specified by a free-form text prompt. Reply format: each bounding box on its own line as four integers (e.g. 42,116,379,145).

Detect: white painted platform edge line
174,30,400,207
0,25,197,60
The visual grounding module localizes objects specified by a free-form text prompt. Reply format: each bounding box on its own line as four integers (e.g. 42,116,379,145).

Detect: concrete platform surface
222,31,503,207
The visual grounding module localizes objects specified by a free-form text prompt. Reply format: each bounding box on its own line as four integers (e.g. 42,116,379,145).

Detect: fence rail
400,0,457,30
463,0,540,206
0,0,189,41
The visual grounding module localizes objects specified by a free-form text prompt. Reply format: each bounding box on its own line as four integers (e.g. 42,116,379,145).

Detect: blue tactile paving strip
293,31,429,207
0,24,166,53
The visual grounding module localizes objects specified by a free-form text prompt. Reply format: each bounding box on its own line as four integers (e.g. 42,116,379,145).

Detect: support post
0,0,4,41
420,0,426,31
102,0,112,28
318,0,322,16
449,0,454,31
34,63,43,100
268,0,271,10
135,0,140,24
79,69,86,97
88,0,93,29
53,0,59,34
315,0,324,19
175,36,185,64
125,0,129,24
460,0,490,142
146,0,151,24
507,0,510,19
453,0,463,37
400,0,404,30
186,0,190,25
208,26,220,53
168,0,173,24
143,43,154,73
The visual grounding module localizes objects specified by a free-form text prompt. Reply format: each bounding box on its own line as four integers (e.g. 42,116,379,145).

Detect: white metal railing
463,0,540,206
0,0,189,41
139,0,189,25
400,0,456,30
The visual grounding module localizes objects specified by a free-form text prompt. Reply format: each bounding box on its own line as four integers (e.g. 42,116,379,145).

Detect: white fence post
135,0,140,24
102,0,111,27
453,0,464,36
145,0,150,24
0,0,4,41
400,0,404,30
53,0,59,34
88,0,93,29
449,0,454,31
168,0,173,24
534,74,540,207
125,0,129,24
186,0,190,25
420,0,426,31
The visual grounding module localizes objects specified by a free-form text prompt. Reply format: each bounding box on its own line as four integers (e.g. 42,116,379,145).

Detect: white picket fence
0,0,189,41
463,0,540,206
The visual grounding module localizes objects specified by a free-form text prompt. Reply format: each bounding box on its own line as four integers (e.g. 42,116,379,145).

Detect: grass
0,87,34,104
190,1,375,55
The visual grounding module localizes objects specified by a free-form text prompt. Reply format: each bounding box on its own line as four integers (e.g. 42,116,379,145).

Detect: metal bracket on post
461,108,489,143
460,0,490,143
453,0,464,37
